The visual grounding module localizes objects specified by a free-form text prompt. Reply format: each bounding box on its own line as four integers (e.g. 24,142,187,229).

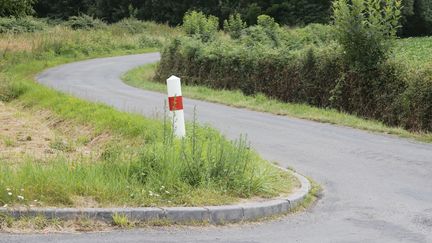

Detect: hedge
155,36,432,132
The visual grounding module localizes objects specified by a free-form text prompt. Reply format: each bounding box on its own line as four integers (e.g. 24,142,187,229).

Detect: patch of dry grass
0,101,113,164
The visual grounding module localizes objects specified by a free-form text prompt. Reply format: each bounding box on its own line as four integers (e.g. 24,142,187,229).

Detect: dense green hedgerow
65,14,106,30
0,17,47,33
155,10,432,132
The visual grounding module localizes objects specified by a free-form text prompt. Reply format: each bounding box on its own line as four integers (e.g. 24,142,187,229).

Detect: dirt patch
0,102,112,163
70,196,100,208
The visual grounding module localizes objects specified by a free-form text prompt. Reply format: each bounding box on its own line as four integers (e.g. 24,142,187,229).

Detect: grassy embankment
123,36,432,143
0,20,296,209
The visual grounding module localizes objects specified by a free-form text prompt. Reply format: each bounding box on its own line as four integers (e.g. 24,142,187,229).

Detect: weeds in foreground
112,213,132,228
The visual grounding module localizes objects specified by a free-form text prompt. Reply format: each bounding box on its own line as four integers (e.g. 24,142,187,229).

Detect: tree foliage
0,0,37,17
401,0,432,36
333,0,402,70
224,13,246,39
32,0,332,26
5,0,431,36
183,11,218,42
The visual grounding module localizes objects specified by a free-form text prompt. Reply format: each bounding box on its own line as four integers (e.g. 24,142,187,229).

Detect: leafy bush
400,68,432,131
0,17,47,33
282,24,335,48
331,0,405,121
66,15,106,30
0,0,36,17
113,18,149,34
182,11,218,42
138,35,162,48
332,0,402,70
223,13,246,39
240,15,283,48
155,6,431,132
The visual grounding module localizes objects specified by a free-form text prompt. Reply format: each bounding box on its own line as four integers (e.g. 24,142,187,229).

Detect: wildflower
17,195,24,200
6,188,10,191
7,192,12,196
165,190,170,194
2,204,7,208
20,188,24,192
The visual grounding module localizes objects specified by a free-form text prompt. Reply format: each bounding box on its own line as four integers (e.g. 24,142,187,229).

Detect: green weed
112,213,132,228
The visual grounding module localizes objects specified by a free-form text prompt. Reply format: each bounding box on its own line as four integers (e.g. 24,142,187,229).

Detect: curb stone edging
0,172,310,225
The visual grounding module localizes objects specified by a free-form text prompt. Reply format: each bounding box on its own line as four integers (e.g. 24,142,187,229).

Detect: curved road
4,53,432,242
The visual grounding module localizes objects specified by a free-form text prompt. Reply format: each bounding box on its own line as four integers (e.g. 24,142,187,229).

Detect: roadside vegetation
147,1,431,141
0,18,295,209
124,62,432,143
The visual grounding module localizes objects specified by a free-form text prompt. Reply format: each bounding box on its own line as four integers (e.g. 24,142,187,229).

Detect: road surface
3,53,432,242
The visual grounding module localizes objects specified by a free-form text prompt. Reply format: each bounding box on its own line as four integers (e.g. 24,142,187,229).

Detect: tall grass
0,20,293,208
0,109,291,207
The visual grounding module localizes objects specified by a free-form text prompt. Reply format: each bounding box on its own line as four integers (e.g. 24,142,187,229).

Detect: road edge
0,172,310,225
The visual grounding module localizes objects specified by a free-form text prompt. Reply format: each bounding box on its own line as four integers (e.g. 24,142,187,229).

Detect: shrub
0,17,47,33
156,37,341,106
156,22,431,132
240,15,283,48
256,15,281,47
138,35,162,48
113,18,149,34
223,13,246,39
400,68,432,131
66,15,106,30
332,0,402,70
0,0,36,17
182,11,218,42
283,24,335,47
331,0,405,120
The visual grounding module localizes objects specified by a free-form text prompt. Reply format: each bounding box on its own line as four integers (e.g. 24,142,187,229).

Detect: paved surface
3,53,432,242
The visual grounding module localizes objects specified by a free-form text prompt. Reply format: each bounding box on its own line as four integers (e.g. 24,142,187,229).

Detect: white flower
2,204,7,208
6,188,10,191
20,188,24,192
17,195,24,200
165,190,170,194
7,192,12,196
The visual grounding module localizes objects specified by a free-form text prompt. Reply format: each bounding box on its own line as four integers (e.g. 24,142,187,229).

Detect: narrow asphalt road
3,53,432,242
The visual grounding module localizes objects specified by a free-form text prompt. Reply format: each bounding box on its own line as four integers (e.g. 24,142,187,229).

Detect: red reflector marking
168,96,184,111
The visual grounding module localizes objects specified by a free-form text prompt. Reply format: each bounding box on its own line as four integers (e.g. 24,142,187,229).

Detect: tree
0,0,37,17
401,0,432,36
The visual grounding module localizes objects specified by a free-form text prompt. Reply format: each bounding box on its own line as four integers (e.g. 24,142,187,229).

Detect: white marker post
167,75,186,138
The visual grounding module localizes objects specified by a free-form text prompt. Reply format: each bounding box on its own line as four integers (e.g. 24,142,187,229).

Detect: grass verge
123,63,432,143
0,24,296,209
